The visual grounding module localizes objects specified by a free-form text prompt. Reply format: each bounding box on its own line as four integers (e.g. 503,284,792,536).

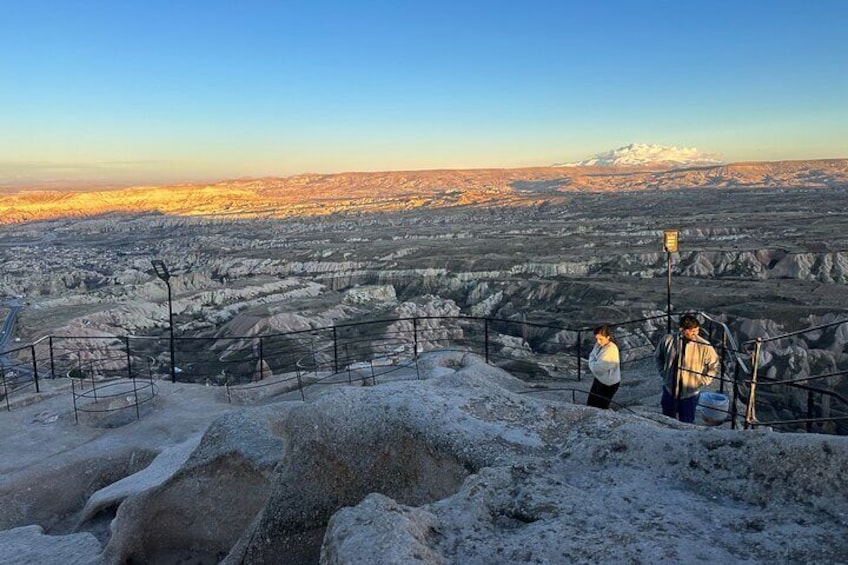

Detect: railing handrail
749,373,848,407
736,318,848,432
740,317,848,347
3,311,846,435
4,312,673,356
700,311,751,375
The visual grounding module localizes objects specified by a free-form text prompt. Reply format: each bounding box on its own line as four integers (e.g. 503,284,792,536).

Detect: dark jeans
661,388,700,423
587,379,620,409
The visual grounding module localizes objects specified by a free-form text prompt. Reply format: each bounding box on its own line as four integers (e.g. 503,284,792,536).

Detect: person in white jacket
586,325,621,409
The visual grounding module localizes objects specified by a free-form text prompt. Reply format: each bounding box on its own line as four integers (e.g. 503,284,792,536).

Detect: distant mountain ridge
1,158,846,224
556,143,723,168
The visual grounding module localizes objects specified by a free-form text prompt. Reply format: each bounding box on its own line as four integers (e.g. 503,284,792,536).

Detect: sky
1,0,846,185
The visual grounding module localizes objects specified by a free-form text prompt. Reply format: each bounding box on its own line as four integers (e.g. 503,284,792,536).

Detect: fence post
30,345,40,393
333,326,339,373
576,330,583,381
125,336,133,380
132,358,141,421
744,339,762,429
71,378,79,424
2,367,9,411
806,389,814,433
346,344,352,385
484,318,490,364
258,336,265,380
296,368,305,401
731,362,740,430
413,318,419,358
49,336,56,379
91,363,98,403
718,332,727,394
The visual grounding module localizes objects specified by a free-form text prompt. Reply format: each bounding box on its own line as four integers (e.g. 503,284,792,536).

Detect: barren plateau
2,160,848,338
2,159,848,430
2,160,848,563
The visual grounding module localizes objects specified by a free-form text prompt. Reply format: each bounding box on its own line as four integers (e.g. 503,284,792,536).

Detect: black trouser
586,379,620,409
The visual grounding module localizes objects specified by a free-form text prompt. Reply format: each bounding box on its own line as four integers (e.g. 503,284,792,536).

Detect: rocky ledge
1,352,846,564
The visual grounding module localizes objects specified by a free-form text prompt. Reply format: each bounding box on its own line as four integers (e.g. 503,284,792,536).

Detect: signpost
663,230,678,332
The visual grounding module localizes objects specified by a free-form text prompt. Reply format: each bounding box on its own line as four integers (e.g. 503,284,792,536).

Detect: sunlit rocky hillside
3,158,848,563
2,156,848,435
1,159,846,224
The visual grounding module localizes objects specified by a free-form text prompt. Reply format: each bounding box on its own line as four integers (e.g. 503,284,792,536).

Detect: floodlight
151,259,171,282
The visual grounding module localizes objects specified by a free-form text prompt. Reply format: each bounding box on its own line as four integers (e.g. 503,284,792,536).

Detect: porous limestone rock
0,447,157,534
103,406,286,564
318,422,848,565
342,284,397,305
76,436,202,527
0,525,102,565
770,252,848,283
4,351,848,565
213,353,848,564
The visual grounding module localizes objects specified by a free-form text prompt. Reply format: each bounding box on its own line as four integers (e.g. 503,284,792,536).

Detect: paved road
0,298,24,375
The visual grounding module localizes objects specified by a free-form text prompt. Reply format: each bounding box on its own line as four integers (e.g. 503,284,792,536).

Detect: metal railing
2,312,847,435
739,318,848,434
1,315,671,385
219,314,675,406
0,314,668,407
70,374,158,425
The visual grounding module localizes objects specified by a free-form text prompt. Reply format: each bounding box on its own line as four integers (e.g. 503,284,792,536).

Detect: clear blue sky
2,0,846,185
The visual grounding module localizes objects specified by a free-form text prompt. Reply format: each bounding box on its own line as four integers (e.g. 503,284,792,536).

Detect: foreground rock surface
2,352,847,564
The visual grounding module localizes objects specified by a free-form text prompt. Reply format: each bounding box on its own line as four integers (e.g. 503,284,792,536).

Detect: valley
3,178,848,343
2,162,848,432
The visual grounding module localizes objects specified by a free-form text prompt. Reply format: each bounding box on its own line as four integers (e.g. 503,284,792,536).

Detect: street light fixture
663,230,679,333
151,259,176,383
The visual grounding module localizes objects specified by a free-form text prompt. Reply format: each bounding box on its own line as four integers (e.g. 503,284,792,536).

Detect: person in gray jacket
655,313,719,423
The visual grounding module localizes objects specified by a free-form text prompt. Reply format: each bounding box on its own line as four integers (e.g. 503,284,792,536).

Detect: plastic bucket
698,392,730,425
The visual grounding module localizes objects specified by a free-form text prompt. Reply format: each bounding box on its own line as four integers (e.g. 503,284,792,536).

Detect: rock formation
2,352,846,564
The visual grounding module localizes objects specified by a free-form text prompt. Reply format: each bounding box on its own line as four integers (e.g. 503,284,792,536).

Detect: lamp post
663,230,679,333
151,260,176,383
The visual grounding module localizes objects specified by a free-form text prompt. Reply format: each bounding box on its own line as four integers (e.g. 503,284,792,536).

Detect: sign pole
663,230,679,333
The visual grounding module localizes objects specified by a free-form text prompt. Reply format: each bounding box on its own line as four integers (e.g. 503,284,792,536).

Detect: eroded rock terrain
2,162,848,562
5,182,848,339
0,170,848,394
1,353,846,564
2,165,848,423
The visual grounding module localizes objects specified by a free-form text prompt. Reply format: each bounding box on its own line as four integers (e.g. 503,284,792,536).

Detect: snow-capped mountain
556,143,723,168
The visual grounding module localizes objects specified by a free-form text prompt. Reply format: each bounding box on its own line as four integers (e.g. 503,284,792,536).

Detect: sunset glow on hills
1,159,846,225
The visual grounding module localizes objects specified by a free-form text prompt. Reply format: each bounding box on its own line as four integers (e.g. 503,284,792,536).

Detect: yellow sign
663,230,679,253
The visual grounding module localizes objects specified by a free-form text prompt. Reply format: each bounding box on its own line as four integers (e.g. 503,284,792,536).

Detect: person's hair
678,313,701,331
593,324,616,343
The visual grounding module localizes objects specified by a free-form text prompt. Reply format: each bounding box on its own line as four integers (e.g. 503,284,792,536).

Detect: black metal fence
70,373,158,425
3,313,846,435
739,318,848,434
1,337,49,407
0,314,668,400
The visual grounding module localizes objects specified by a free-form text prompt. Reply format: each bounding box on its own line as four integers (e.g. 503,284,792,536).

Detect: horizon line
2,155,847,193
